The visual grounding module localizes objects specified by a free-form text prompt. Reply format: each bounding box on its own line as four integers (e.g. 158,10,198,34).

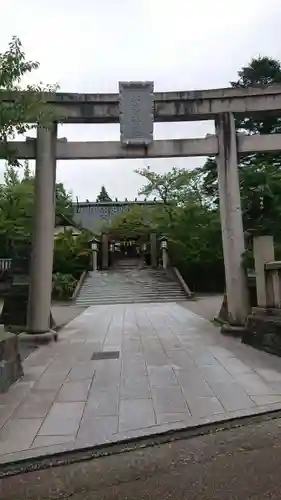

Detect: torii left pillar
27,123,57,334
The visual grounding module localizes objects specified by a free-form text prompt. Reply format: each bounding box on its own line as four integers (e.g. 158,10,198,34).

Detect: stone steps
75,266,188,306
76,297,187,306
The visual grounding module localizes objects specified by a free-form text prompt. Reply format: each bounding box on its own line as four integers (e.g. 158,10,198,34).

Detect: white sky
1,0,281,200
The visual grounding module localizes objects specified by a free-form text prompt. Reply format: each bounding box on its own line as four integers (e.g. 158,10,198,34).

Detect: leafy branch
0,36,60,165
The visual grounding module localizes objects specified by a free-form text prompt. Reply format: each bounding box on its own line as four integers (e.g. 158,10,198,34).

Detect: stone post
160,236,168,269
162,248,168,269
150,233,157,268
92,250,98,271
27,124,57,333
215,112,249,325
101,234,109,269
253,235,279,308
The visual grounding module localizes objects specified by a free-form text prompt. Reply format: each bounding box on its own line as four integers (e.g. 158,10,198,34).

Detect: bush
165,206,225,292
53,230,92,279
52,273,77,300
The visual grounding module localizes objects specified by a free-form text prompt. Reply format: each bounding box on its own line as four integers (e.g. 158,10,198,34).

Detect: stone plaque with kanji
119,81,154,146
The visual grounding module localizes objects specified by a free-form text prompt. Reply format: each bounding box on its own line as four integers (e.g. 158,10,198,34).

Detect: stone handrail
253,236,281,309
172,267,193,298
265,261,281,271
71,270,88,301
263,260,281,308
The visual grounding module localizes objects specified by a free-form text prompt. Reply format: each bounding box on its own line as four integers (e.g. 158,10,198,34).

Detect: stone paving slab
1,302,281,463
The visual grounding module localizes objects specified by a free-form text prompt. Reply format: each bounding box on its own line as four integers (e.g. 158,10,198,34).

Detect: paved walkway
181,294,223,321
0,300,86,360
1,302,281,463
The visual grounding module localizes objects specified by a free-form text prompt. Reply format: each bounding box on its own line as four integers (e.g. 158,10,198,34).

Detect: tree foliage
231,56,281,134
53,230,92,280
96,185,112,202
136,166,201,204
52,273,77,300
135,165,205,223
0,36,59,165
198,56,281,240
0,37,90,297
106,204,158,240
0,163,73,255
107,167,223,291
52,231,92,299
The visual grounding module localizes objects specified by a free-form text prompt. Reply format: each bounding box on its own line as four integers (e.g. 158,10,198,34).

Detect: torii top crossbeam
2,84,281,123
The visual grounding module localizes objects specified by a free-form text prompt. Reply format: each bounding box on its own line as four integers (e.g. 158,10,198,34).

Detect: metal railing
0,258,12,271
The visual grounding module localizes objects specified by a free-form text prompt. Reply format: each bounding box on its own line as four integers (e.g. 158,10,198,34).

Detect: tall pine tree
96,185,112,202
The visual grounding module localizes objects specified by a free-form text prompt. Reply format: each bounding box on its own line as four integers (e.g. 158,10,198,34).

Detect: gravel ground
2,416,281,499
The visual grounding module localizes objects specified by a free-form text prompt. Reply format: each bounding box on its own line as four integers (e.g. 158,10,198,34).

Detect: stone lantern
160,236,168,269
89,236,99,271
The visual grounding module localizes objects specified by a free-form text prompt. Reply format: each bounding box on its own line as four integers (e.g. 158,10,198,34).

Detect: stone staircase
75,262,188,306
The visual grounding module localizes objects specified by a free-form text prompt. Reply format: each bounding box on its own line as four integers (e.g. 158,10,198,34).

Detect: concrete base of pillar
26,312,55,336
19,329,58,344
217,284,257,326
216,293,229,323
220,323,247,338
215,294,248,336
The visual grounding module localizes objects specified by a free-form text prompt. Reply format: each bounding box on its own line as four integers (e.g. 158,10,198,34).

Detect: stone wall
0,328,23,392
72,201,163,233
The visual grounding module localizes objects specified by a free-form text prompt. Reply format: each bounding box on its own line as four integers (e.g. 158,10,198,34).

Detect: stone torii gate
4,82,281,333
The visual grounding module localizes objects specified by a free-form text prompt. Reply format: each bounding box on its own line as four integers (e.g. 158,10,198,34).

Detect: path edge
1,406,281,478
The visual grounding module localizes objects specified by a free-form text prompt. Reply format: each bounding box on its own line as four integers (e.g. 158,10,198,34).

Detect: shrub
52,272,77,300
53,230,92,279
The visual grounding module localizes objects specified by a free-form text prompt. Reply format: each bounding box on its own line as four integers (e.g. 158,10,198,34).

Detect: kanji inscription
119,81,154,146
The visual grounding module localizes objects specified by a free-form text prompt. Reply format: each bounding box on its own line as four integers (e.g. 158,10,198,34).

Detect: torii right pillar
215,112,250,325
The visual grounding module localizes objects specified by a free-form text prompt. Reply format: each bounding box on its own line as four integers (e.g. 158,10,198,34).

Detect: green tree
107,167,224,291
55,182,73,218
167,203,223,291
198,56,281,237
0,36,58,165
23,160,32,180
232,57,281,234
96,185,112,202
53,230,92,279
0,163,73,255
136,166,203,222
136,165,200,203
52,230,92,299
231,56,281,134
106,204,160,241
0,36,60,254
